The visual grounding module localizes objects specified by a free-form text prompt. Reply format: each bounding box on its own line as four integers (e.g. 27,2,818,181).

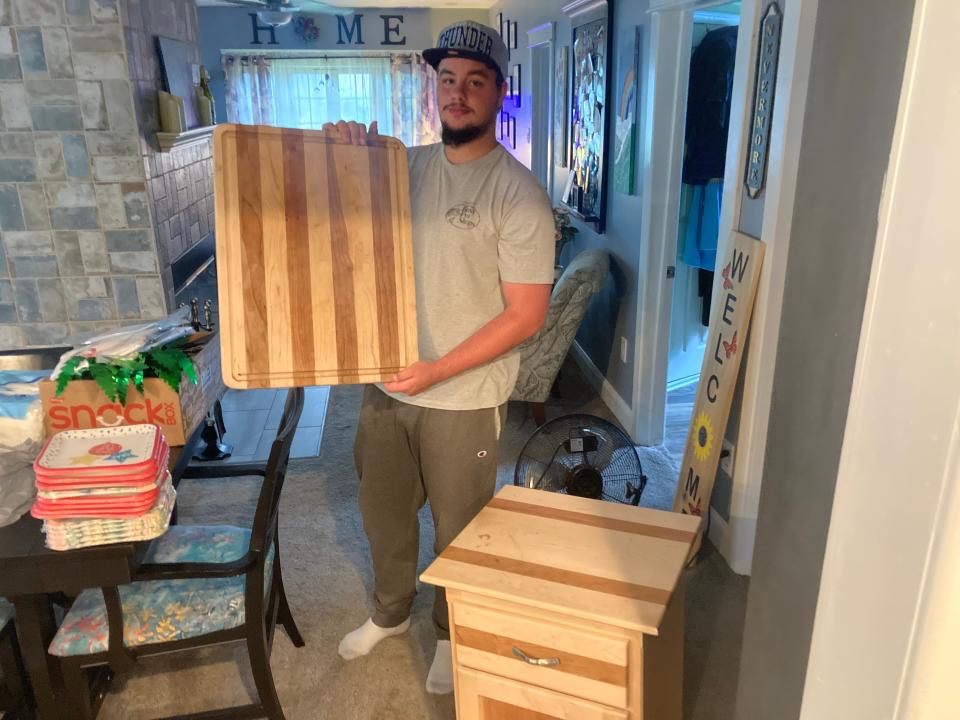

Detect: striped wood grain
214,124,417,389
421,486,700,635
458,668,629,720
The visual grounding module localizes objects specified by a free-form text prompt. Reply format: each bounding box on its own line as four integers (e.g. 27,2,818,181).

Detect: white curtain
390,54,441,147
223,53,441,146
222,55,395,134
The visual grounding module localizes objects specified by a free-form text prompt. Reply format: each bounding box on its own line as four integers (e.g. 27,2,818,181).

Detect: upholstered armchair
511,249,610,424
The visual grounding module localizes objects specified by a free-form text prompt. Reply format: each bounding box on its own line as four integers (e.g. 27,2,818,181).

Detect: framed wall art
509,62,522,107
614,26,640,195
499,110,511,145
562,0,613,233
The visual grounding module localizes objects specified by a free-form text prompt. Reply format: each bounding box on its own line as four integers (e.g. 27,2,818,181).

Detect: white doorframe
632,0,821,573
801,1,960,715
632,4,695,448
527,22,556,197
717,0,820,573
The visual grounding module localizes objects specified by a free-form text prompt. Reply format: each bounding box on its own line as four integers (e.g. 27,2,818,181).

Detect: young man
328,20,555,694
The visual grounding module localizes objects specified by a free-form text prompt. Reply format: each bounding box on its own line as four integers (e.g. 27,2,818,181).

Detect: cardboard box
39,337,224,446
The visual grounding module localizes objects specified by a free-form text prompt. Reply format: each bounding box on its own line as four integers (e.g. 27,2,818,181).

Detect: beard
441,114,496,147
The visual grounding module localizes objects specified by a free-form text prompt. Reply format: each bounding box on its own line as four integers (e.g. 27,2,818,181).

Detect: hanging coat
682,25,738,185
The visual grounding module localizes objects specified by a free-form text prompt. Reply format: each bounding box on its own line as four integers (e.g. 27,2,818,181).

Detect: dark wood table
0,426,204,720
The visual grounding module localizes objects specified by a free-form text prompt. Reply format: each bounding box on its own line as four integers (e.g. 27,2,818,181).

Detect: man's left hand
383,361,443,396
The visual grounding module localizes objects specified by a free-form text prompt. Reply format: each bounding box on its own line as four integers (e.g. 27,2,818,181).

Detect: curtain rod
220,50,415,60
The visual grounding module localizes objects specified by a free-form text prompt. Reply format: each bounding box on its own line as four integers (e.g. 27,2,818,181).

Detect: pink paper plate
35,446,169,488
34,425,167,478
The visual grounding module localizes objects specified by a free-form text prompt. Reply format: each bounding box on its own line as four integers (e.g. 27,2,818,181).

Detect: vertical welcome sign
673,232,765,542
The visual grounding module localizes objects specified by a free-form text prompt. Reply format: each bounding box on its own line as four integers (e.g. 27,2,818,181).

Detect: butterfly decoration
293,16,319,42
723,331,738,359
722,262,734,290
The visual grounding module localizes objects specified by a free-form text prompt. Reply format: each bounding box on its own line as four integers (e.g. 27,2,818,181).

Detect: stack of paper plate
31,425,175,550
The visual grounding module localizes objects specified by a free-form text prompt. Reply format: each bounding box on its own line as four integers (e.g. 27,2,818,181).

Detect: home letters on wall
673,232,765,547
248,12,409,47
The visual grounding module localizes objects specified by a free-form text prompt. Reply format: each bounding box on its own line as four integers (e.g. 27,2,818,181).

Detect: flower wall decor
293,16,319,42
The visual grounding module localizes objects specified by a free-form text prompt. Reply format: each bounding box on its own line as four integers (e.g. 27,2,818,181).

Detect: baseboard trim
707,506,729,556
707,507,753,575
569,342,634,434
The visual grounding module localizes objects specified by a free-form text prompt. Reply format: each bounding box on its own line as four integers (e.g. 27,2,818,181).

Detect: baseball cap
423,20,509,81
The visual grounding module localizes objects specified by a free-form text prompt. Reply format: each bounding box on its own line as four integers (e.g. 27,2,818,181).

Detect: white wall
800,0,960,717
735,0,917,713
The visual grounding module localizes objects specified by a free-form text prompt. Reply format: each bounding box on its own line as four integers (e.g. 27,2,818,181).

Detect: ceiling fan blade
222,0,268,8
297,0,348,14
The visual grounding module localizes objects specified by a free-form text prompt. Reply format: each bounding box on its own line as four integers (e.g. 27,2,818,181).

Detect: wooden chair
0,599,33,720
49,387,306,720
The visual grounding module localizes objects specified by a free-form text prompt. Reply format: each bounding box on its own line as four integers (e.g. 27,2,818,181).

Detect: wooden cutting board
213,123,418,389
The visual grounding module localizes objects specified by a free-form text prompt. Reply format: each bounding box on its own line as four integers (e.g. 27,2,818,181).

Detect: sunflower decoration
692,412,715,461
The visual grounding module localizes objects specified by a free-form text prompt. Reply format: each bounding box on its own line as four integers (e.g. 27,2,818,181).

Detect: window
223,53,439,147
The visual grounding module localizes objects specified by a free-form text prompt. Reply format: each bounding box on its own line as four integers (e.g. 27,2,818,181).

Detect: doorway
528,23,555,194
662,2,742,458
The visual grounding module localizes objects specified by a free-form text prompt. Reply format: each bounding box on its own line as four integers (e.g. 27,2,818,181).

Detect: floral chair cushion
512,249,610,403
0,598,14,630
49,525,275,657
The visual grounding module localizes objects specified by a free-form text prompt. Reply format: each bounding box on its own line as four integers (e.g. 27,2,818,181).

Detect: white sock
425,639,454,694
337,617,410,660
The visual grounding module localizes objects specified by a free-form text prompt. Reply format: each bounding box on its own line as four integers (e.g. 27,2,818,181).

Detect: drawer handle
512,646,560,667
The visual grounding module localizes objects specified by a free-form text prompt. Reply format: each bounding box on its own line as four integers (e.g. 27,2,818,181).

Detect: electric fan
514,414,647,505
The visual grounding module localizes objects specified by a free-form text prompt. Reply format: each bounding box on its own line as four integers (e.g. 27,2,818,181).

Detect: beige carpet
98,365,747,720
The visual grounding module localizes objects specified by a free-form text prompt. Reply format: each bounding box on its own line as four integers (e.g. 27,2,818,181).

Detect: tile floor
208,386,331,464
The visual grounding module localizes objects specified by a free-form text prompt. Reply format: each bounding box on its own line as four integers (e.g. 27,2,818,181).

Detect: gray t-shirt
380,142,555,410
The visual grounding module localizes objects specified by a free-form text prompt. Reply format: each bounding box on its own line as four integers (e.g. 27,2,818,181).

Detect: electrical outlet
719,439,735,476
620,337,628,363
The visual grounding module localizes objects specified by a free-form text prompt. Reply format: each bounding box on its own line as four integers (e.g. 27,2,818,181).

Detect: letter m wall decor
673,231,765,557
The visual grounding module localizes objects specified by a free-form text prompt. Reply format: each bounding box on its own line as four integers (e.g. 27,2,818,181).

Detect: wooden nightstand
421,485,699,720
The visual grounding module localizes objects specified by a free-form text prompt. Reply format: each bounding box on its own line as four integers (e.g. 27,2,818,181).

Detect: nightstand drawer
457,667,628,720
452,601,630,709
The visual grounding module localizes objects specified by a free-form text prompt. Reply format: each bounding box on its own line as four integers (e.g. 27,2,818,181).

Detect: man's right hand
322,120,380,146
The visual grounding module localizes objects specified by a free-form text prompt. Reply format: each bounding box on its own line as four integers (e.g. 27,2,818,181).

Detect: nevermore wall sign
673,232,765,542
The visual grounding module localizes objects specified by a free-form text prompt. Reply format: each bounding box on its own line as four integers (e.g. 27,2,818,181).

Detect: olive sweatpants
353,386,505,639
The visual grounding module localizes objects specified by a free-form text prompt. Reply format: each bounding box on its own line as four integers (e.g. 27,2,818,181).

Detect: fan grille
514,414,647,505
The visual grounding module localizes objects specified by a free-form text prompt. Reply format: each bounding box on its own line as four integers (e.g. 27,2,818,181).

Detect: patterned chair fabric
0,598,13,629
49,525,275,657
511,249,611,403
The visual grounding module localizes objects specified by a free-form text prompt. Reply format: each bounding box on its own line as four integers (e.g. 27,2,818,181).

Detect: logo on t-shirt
445,203,480,230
